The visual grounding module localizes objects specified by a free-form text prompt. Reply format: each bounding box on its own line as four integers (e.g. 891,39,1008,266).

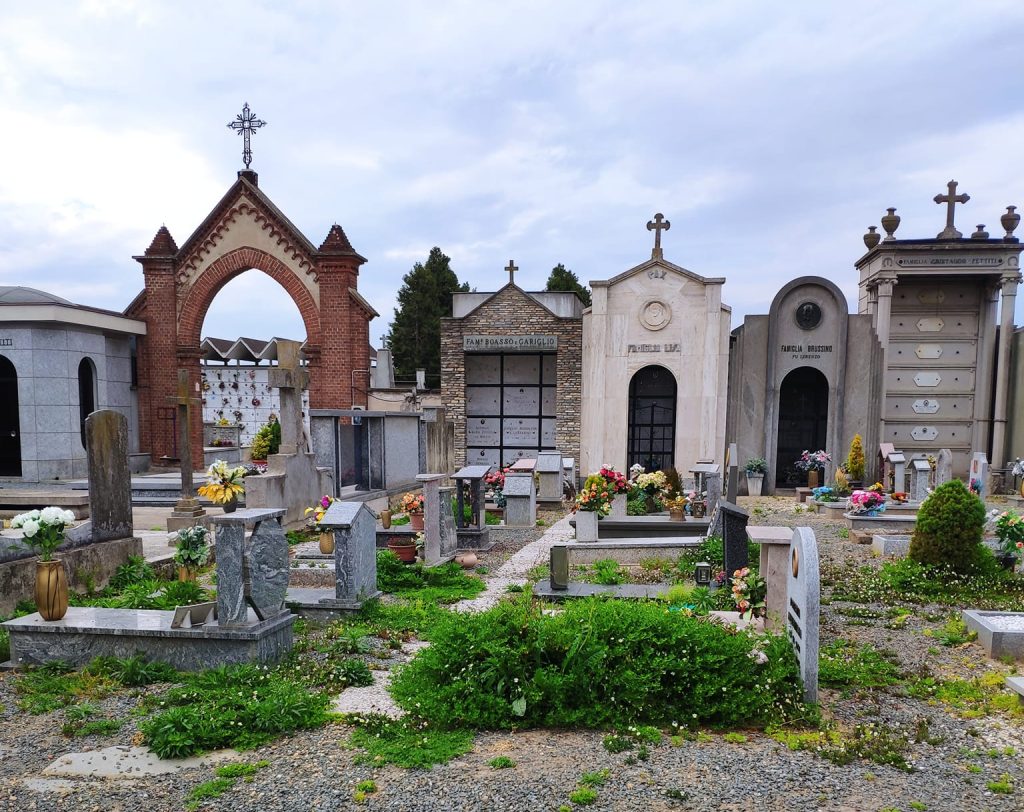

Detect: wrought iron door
627,366,676,472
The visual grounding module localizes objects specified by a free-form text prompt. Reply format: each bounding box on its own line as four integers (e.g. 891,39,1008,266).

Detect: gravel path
3,496,1024,811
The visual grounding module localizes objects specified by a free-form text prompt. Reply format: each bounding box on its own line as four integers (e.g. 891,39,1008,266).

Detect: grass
185,761,271,811
347,715,474,768
988,774,1014,794
579,768,610,786
923,616,977,647
568,786,598,805
488,756,516,769
907,671,1024,719
376,551,485,604
818,640,902,691
15,656,177,715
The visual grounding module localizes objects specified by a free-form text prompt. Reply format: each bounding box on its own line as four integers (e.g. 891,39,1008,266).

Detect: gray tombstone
888,451,906,493
706,472,723,517
320,501,380,609
503,473,537,527
84,410,133,543
718,500,749,576
726,442,739,502
690,462,720,497
536,452,563,501
786,527,820,703
439,486,458,561
935,448,953,486
549,545,569,590
910,459,931,502
211,508,288,628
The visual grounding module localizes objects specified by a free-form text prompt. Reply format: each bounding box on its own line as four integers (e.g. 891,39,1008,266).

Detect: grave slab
570,515,709,539
962,610,1024,660
871,534,911,557
43,746,238,778
845,513,917,531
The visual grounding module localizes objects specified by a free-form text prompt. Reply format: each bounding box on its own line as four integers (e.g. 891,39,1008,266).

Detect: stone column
874,278,895,444
972,283,1000,451
991,274,1020,467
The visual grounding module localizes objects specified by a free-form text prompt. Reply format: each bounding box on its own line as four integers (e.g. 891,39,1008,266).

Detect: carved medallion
640,300,672,331
795,301,822,330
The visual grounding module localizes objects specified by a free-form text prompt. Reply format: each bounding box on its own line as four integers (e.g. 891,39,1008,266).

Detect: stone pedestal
416,473,457,566
574,510,599,542
453,464,492,550
503,473,536,527
211,508,289,628
319,501,380,609
536,452,563,503
609,492,627,519
747,526,792,631
888,451,906,493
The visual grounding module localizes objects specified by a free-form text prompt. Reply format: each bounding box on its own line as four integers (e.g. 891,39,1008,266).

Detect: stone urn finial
863,226,880,249
881,207,900,241
1002,205,1020,240
971,224,989,239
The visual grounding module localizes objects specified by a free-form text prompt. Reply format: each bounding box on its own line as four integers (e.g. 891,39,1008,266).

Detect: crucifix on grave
646,212,671,260
934,179,970,239
166,369,206,531
268,340,308,456
505,259,518,286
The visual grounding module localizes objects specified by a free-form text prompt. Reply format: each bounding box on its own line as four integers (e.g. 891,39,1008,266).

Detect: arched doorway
775,367,829,486
0,356,21,476
628,365,677,472
78,357,97,449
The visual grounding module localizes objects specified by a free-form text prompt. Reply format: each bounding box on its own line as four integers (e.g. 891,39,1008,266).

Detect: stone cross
505,259,518,286
646,213,670,259
934,179,970,239
166,369,206,527
268,340,308,455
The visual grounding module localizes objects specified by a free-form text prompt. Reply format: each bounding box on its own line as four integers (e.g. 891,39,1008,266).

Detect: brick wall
440,286,583,470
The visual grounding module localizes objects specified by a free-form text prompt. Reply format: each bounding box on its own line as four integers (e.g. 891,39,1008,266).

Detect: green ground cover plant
141,664,331,758
488,756,516,769
346,714,475,768
70,578,211,611
376,550,485,603
390,595,805,731
818,640,902,691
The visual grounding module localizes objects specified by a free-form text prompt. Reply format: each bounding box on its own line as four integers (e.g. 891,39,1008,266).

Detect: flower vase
319,532,335,555
575,510,599,542
807,470,820,489
178,566,196,583
609,493,627,519
746,473,764,497
35,560,68,621
410,513,424,531
380,509,392,529
691,501,706,519
222,495,238,514
669,508,685,521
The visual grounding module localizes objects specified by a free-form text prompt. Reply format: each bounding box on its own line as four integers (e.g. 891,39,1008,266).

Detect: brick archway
129,171,374,470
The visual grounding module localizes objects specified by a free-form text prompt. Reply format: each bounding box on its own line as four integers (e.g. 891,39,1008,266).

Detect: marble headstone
935,448,953,486
84,410,133,543
439,486,459,561
888,451,906,493
211,508,288,628
910,459,931,502
536,452,563,501
706,471,723,535
786,526,820,703
503,473,537,527
320,501,380,608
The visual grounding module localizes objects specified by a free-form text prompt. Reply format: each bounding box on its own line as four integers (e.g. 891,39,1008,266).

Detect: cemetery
1,97,1024,812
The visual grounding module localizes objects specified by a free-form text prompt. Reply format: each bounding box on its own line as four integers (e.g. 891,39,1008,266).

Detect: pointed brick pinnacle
318,223,356,254
144,225,178,256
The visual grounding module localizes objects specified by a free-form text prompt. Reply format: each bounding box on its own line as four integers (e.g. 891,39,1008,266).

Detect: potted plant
483,467,510,513
399,492,425,531
744,458,767,496
631,469,668,512
197,459,246,512
665,495,688,521
387,531,419,563
795,449,831,489
305,495,336,554
574,475,613,541
847,489,886,516
12,507,77,621
250,424,272,466
845,434,865,489
170,525,211,582
991,509,1024,571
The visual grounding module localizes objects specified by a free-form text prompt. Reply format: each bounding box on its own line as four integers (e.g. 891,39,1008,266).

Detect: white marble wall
1,326,133,481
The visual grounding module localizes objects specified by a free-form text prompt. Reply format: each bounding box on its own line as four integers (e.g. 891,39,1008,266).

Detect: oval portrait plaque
640,300,672,331
795,301,822,330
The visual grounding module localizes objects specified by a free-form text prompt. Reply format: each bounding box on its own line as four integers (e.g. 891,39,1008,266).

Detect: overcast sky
2,0,1023,347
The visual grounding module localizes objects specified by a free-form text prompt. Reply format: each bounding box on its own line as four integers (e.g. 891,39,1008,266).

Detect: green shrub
909,480,986,573
88,654,178,687
845,434,865,482
376,551,485,603
250,425,272,460
390,595,803,731
110,556,156,590
590,559,626,586
626,495,648,516
140,664,330,758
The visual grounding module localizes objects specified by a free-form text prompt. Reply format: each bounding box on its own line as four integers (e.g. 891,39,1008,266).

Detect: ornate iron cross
933,179,970,239
226,102,267,169
647,213,670,257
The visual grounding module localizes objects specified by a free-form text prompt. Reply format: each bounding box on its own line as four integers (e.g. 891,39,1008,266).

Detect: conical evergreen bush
908,479,986,573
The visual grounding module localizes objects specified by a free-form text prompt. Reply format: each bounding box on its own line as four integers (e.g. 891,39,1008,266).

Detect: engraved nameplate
915,344,943,359
912,399,940,414
911,426,939,441
913,372,941,387
916,318,944,333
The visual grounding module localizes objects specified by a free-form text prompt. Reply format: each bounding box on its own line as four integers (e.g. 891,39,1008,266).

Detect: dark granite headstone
549,545,569,590
84,410,133,543
718,500,749,576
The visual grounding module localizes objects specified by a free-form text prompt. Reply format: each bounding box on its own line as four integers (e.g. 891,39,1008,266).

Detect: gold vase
319,532,335,555
807,470,820,489
178,566,196,582
36,560,69,621
380,509,392,529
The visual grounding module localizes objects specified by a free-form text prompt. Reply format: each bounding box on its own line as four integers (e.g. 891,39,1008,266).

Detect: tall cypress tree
384,247,468,387
545,263,591,307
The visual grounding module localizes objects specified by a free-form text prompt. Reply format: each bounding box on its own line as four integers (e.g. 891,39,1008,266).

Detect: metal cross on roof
226,102,267,170
647,213,670,259
933,180,970,239
505,259,518,285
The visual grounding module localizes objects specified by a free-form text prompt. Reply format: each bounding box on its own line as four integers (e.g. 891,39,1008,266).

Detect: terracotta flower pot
388,543,417,563
36,560,68,621
455,552,478,569
669,508,685,521
319,532,335,555
410,513,424,532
